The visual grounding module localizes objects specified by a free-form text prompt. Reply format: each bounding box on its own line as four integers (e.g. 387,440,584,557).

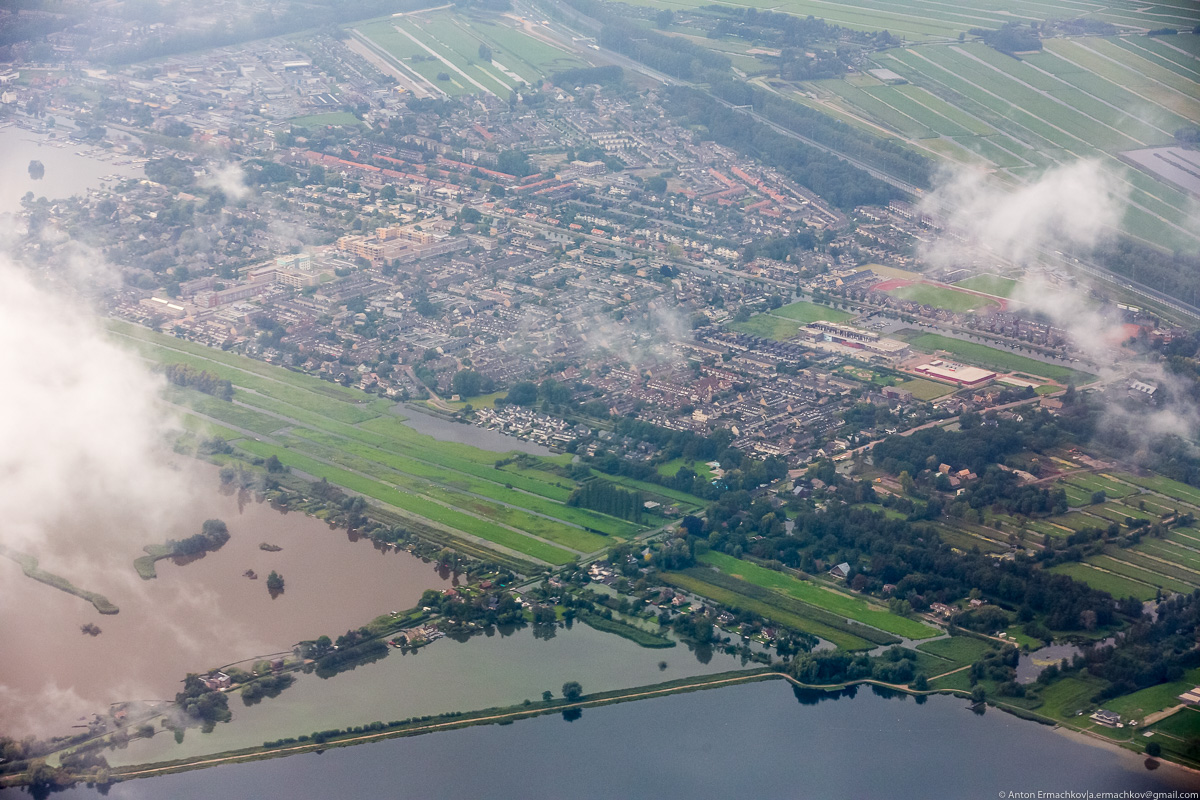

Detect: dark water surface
4,681,1195,799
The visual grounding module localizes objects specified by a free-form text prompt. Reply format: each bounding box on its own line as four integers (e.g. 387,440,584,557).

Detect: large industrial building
914,360,997,387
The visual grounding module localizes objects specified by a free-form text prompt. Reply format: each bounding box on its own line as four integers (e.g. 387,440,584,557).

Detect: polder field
632,0,1199,43
108,321,703,571
354,9,589,98
920,461,1200,603
625,0,1200,251
661,550,940,650
826,33,1200,252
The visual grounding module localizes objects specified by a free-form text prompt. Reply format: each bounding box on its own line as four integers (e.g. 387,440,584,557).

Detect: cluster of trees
703,5,895,49
871,411,1066,478
567,479,644,522
789,645,920,685
418,588,526,630
705,81,932,189
664,86,909,209
451,369,495,398
550,65,624,87
1090,238,1200,308
175,674,231,730
969,23,1042,54
163,363,234,401
241,673,294,705
586,417,786,497
706,496,1124,633
1077,591,1200,702
598,20,730,81
166,518,230,557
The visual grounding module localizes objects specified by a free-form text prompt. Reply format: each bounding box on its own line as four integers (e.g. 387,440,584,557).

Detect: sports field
953,274,1018,298
109,321,675,568
883,282,999,313
730,313,801,341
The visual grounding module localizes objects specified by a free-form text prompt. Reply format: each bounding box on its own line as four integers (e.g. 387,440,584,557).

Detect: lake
0,124,143,216
0,461,450,735
395,403,558,457
104,620,752,767
4,681,1195,798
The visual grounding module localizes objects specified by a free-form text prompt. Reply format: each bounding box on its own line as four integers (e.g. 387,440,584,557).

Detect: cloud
918,159,1124,269
202,162,250,202
919,160,1199,448
0,251,190,555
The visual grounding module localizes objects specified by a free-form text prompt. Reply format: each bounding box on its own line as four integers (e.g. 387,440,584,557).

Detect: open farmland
357,10,588,98
640,0,1200,42
697,551,940,639
108,321,671,568
859,37,1200,252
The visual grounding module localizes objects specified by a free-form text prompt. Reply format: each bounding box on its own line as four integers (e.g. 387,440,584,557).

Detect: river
0,123,143,216
0,461,450,734
4,681,1194,798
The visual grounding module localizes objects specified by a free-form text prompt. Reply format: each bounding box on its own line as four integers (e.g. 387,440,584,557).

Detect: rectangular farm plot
1048,562,1156,600
698,551,941,639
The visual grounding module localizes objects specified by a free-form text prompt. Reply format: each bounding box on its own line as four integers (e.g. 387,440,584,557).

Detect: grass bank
0,545,119,614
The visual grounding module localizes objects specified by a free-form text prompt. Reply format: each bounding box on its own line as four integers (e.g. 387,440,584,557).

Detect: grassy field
892,378,956,400
289,111,361,128
860,37,1200,252
661,571,874,650
915,635,995,666
905,333,1095,384
358,10,587,98
698,551,940,639
773,300,854,324
885,283,998,313
639,0,1198,41
730,313,801,341
953,274,1018,297
1117,473,1200,506
1047,562,1156,601
110,322,663,567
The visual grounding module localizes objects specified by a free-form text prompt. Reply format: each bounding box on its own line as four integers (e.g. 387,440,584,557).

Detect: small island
259,543,282,552
134,519,230,579
266,570,285,597
27,160,44,180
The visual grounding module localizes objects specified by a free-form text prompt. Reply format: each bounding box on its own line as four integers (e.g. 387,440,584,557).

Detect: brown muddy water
0,461,449,734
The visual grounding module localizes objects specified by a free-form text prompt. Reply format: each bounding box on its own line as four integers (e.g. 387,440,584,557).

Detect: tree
452,369,492,398
655,9,674,28
562,681,583,701
542,690,553,702
478,43,492,62
267,571,285,595
1146,741,1162,758
912,673,928,691
506,381,539,406
265,455,285,473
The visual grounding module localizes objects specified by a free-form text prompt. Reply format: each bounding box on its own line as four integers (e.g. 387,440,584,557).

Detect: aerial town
3,0,1200,795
